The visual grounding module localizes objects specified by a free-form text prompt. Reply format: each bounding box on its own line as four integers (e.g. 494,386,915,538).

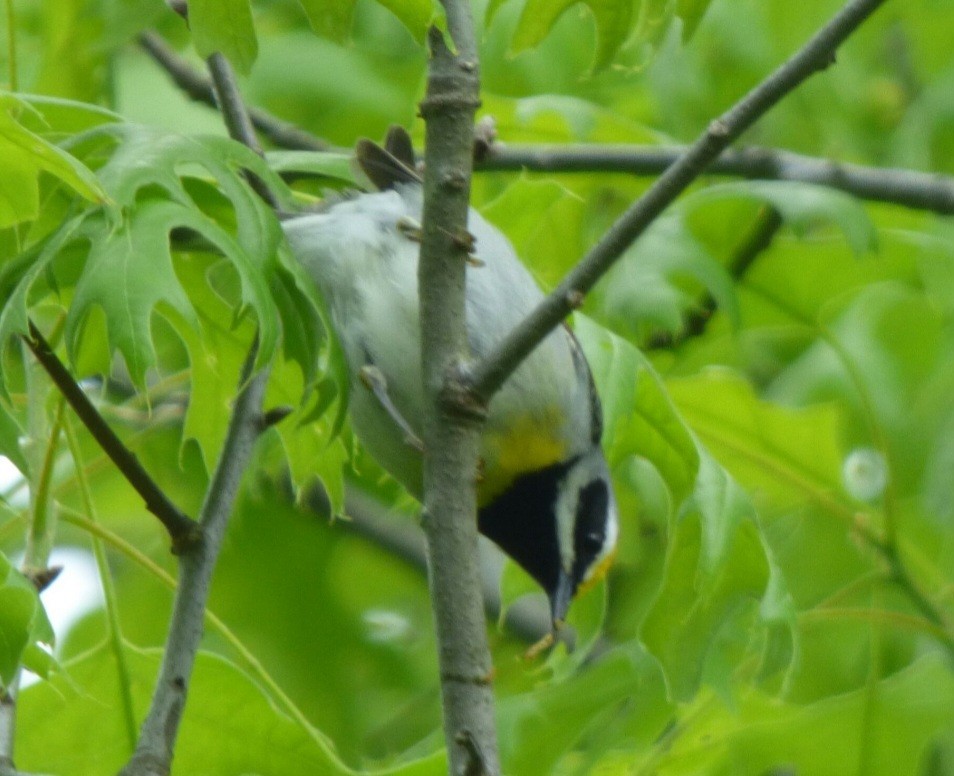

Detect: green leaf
18,645,352,775
575,315,699,501
593,210,740,343
0,554,53,688
189,0,259,74
297,0,434,43
687,180,878,256
502,0,635,70
641,451,771,701
0,398,28,475
63,202,202,386
676,0,713,38
667,369,846,514
0,93,107,228
296,0,357,41
637,655,954,776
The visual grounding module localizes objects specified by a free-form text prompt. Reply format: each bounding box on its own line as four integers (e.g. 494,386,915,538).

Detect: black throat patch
477,458,575,598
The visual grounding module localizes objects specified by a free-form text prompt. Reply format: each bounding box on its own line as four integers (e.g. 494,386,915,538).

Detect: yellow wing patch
477,409,567,506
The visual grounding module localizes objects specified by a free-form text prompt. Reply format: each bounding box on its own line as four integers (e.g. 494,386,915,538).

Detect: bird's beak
548,568,575,631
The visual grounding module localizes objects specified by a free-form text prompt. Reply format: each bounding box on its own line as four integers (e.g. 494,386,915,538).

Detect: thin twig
645,206,784,349
137,31,330,152
118,346,269,776
468,0,890,401
481,145,954,215
21,322,200,553
205,52,280,208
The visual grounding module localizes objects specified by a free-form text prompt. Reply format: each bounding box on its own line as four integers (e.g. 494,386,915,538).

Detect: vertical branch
417,3,499,774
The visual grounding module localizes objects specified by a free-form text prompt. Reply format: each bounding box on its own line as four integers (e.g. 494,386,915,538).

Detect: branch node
441,670,494,686
24,565,63,592
418,94,483,120
708,118,730,139
442,169,469,191
451,228,477,253
169,523,204,556
438,363,488,423
261,405,294,430
566,289,585,309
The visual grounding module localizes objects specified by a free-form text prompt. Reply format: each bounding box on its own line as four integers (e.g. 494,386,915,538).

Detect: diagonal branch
468,0,889,401
21,321,200,553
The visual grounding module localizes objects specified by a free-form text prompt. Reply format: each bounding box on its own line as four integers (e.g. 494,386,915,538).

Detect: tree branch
118,346,268,776
137,30,954,219
416,3,501,773
468,0,889,400
137,31,330,152
481,145,954,215
21,322,200,553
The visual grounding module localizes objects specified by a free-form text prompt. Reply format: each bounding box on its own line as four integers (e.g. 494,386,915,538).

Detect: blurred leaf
577,317,780,697
641,451,771,701
677,0,713,38
18,644,354,775
266,150,357,185
298,0,435,44
593,210,740,343
576,315,699,501
491,0,636,70
0,399,28,475
189,0,258,74
668,368,846,513
687,180,877,256
636,655,954,775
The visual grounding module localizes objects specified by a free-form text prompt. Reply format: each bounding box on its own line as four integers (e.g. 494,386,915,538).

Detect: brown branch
468,0,890,401
21,321,200,553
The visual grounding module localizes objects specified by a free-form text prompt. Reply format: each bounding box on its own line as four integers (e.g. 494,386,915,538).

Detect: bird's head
477,446,618,628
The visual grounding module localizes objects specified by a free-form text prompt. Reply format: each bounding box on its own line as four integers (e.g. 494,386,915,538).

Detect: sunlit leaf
0,93,106,228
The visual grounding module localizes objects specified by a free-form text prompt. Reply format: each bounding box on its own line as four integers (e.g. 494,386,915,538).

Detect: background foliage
1,0,953,773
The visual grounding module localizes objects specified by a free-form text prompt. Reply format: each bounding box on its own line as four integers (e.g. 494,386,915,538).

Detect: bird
281,126,618,626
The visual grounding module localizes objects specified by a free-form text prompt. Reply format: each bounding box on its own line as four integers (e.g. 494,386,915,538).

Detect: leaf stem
62,417,138,752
